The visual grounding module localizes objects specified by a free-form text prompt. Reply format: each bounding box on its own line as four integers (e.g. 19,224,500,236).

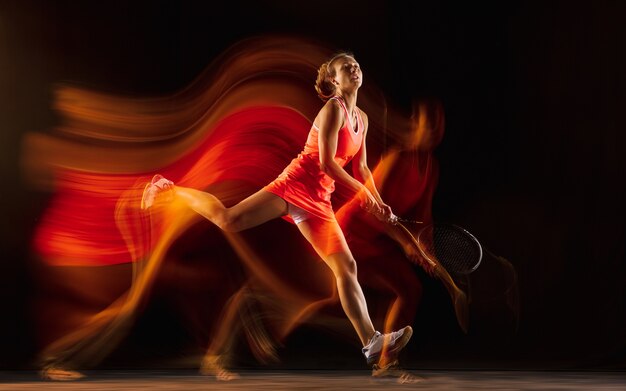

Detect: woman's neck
337,91,358,114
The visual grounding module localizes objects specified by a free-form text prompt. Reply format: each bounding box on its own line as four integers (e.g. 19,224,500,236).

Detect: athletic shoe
140,174,174,210
40,366,85,381
362,325,413,366
199,355,240,381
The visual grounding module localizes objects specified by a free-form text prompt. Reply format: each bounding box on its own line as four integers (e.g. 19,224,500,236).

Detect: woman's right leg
295,218,376,346
173,186,288,232
296,217,413,366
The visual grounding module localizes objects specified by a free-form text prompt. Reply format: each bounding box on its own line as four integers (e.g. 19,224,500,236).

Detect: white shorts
288,202,311,225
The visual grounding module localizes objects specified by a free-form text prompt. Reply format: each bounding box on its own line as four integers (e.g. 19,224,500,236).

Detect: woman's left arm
352,110,394,220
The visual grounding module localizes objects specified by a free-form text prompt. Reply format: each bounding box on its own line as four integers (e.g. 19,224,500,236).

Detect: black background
0,0,624,371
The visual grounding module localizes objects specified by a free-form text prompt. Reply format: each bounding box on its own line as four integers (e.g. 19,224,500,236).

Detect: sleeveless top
264,96,364,222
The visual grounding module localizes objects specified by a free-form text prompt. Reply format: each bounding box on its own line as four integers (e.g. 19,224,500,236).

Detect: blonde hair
314,52,355,101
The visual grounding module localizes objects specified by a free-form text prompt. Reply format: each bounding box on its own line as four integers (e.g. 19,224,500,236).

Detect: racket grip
366,206,398,224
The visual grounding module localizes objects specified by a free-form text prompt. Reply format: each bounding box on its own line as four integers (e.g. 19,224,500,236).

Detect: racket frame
414,222,483,275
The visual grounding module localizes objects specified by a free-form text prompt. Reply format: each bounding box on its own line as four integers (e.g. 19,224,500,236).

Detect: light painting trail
21,36,450,379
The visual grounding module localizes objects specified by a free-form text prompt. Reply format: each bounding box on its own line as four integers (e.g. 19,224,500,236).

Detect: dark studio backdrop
0,0,624,371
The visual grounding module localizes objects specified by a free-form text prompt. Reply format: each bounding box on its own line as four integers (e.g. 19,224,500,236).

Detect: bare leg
296,218,376,346
201,282,280,381
168,186,287,378
173,186,288,232
199,286,247,381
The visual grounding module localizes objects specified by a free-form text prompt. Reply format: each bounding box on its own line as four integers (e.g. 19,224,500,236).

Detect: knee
332,256,358,280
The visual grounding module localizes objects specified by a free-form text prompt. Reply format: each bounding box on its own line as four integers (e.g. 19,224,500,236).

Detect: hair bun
315,62,336,101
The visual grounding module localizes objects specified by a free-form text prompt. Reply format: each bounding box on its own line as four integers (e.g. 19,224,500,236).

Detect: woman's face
332,56,362,91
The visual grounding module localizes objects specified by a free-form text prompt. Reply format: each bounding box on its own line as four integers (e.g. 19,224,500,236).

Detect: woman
142,52,413,367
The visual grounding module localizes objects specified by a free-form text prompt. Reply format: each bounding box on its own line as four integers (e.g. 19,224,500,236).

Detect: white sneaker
141,174,174,210
362,326,413,365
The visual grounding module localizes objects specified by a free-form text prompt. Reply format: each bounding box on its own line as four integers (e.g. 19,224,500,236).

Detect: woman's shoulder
319,98,343,117
313,98,343,130
325,97,343,110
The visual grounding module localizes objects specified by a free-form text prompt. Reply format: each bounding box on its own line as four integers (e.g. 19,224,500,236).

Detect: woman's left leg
173,186,288,232
142,173,288,232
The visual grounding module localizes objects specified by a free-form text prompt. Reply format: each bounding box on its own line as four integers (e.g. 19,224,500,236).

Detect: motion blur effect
20,36,514,380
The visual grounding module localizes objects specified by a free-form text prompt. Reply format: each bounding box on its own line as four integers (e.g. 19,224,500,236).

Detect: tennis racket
392,216,483,275
393,217,481,334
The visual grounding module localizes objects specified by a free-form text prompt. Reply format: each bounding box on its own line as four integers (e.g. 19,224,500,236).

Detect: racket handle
393,215,423,225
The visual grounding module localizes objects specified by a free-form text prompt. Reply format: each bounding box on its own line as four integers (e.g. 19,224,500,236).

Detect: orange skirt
264,153,337,223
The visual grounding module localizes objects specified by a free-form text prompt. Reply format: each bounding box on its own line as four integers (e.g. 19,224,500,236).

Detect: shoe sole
40,367,85,381
366,326,413,366
140,182,152,210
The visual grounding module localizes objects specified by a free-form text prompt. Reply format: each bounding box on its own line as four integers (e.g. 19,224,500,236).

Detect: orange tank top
302,96,364,165
263,96,365,222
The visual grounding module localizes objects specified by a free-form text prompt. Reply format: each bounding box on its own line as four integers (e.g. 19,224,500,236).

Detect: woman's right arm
316,101,379,212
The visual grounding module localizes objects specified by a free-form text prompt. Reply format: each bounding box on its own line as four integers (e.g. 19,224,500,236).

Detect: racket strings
420,225,482,274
